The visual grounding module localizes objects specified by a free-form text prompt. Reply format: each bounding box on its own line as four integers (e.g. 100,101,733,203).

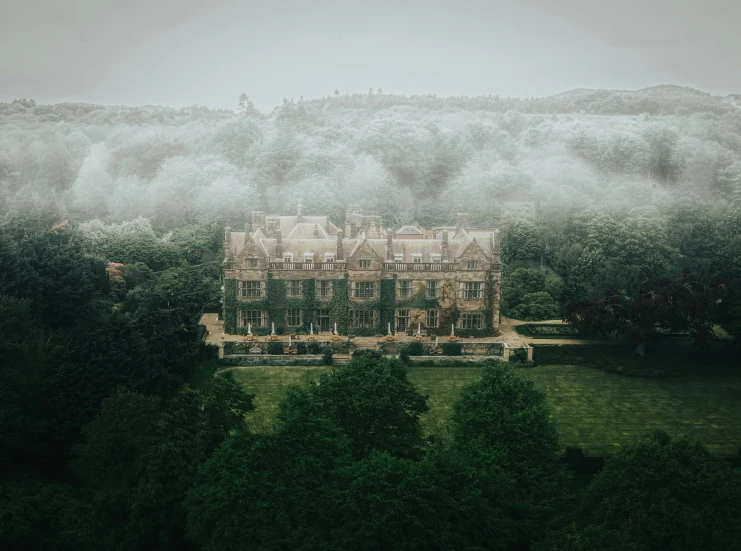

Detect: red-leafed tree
564,270,723,355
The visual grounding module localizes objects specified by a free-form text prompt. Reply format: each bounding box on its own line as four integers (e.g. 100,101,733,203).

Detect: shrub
322,348,334,365
308,342,322,354
441,342,462,356
399,350,410,364
267,342,284,355
352,349,382,360
509,291,559,321
405,341,425,356
275,326,285,336
296,342,307,355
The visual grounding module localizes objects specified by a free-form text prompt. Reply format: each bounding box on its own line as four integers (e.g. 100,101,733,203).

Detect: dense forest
2,87,741,549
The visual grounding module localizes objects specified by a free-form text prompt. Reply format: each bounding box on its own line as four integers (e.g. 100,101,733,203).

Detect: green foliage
309,357,429,459
330,277,350,335
405,341,425,356
223,278,237,334
379,278,396,334
510,291,560,321
567,431,741,550
452,361,560,462
301,278,316,332
503,266,562,320
185,406,352,551
267,341,284,355
322,347,334,365
441,341,462,356
352,349,383,360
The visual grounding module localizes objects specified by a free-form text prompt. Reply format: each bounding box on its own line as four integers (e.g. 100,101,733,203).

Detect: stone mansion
221,206,502,337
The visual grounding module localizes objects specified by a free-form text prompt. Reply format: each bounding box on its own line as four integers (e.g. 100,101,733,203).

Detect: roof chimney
442,230,449,262
455,213,470,230
386,229,393,260
336,229,344,260
297,203,303,223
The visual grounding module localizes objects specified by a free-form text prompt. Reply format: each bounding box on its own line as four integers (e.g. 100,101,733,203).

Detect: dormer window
324,253,335,263
304,253,314,265
430,254,441,264
283,253,293,263
394,253,403,263
412,254,422,263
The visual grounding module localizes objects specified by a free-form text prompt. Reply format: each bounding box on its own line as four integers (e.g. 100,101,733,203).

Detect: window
394,253,403,263
461,282,483,299
239,310,264,328
283,253,293,263
286,308,302,327
286,280,302,297
324,253,335,263
354,281,375,298
246,258,258,268
353,309,377,329
317,280,332,298
359,259,372,269
240,281,263,298
426,309,439,328
412,255,422,270
397,280,412,298
431,254,442,264
461,312,484,330
396,309,410,331
304,253,313,265
426,280,440,298
466,260,479,270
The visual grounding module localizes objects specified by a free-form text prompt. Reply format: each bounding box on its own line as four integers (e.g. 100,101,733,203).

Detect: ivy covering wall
379,279,396,335
330,277,350,335
223,278,238,334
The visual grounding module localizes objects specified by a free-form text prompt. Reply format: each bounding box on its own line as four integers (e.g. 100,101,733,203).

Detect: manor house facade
221,206,502,337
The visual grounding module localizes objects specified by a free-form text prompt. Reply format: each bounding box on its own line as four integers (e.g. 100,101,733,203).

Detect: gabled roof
395,225,424,235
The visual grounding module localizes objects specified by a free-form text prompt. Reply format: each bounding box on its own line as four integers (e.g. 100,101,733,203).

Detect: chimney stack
455,213,470,230
275,233,283,260
297,203,303,223
386,229,393,260
442,230,449,262
336,229,344,260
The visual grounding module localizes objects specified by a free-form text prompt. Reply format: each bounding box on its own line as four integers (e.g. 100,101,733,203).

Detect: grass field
225,364,741,455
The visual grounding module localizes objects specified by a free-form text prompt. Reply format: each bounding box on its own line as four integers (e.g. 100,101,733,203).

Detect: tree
569,431,741,550
450,362,568,547
185,390,352,551
564,270,722,354
330,451,501,551
307,357,429,459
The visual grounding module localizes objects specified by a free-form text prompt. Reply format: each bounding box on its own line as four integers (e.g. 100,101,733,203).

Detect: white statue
387,322,392,335
451,323,455,336
334,322,338,335
310,323,314,335
247,323,252,335
271,322,276,336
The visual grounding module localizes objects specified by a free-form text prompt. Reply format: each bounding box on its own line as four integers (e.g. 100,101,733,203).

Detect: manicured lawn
225,364,741,455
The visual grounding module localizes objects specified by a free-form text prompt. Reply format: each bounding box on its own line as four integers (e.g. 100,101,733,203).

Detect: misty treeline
8,86,741,321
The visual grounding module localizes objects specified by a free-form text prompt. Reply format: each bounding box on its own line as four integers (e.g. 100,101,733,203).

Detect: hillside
1,85,740,231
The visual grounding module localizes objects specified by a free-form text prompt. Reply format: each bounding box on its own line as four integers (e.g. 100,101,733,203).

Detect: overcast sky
1,0,739,111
